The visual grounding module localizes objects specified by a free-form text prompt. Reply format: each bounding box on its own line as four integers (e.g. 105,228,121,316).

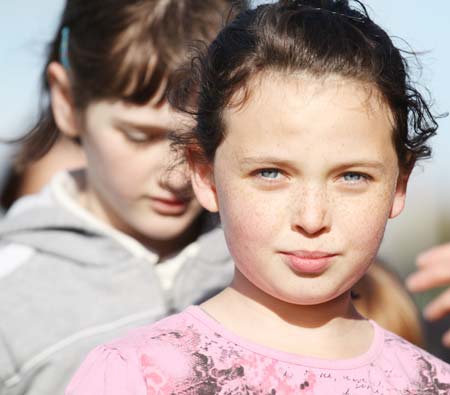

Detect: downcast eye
124,130,152,143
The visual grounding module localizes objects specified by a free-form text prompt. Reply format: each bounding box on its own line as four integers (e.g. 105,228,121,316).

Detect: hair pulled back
173,0,438,172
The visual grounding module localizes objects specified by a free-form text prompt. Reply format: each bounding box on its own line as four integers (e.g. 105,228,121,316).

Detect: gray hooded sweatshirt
0,173,234,395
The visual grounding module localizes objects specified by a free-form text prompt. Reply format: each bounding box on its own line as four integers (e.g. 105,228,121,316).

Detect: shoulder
382,328,448,364
65,343,143,395
380,327,450,385
3,185,54,218
65,310,204,395
108,310,198,349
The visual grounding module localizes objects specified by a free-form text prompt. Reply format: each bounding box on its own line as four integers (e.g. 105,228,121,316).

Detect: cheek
339,189,394,257
217,182,283,252
84,137,151,199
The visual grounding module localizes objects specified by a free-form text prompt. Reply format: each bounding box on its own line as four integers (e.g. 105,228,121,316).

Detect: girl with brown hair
0,1,243,394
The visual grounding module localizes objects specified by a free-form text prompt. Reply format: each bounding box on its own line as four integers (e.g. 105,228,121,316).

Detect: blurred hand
406,242,450,347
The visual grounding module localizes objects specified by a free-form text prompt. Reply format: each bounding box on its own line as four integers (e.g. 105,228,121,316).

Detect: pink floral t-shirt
66,306,450,394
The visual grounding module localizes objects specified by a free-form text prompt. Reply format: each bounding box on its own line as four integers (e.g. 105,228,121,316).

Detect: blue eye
343,172,366,183
259,169,280,179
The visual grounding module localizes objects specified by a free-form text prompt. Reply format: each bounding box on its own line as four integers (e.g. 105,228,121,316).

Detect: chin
135,220,193,241
273,287,343,306
281,296,332,306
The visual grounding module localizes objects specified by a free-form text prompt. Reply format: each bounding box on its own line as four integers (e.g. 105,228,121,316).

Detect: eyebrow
239,156,297,167
332,161,387,172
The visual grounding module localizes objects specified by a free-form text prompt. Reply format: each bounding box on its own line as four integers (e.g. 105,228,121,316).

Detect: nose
291,184,331,237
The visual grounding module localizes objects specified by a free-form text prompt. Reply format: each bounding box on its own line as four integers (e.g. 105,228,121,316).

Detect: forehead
220,73,396,163
226,72,392,123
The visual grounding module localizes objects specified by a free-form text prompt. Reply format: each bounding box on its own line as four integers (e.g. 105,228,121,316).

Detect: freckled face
197,74,407,305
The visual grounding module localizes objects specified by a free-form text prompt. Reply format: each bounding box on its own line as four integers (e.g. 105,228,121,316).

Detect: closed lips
280,250,337,259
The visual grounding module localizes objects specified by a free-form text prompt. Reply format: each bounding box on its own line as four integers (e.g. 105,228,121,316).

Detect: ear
389,171,410,219
47,62,79,138
190,160,219,213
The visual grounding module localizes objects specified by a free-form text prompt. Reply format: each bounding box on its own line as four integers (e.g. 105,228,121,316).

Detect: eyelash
254,168,285,181
341,172,371,184
254,169,371,184
122,130,156,145
252,168,372,188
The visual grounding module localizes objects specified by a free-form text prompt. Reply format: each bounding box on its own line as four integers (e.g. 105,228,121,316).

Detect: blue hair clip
60,26,71,69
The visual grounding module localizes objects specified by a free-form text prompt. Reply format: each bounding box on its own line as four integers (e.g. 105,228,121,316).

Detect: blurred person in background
407,243,450,350
0,1,244,394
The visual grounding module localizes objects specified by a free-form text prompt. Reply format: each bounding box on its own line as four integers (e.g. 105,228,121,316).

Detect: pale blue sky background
0,1,449,271
0,0,65,180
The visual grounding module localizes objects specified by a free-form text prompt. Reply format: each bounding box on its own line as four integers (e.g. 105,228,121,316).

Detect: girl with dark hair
67,1,450,393
0,1,242,394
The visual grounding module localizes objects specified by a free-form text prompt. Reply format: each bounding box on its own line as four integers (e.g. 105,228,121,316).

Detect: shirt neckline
50,171,160,264
185,305,384,370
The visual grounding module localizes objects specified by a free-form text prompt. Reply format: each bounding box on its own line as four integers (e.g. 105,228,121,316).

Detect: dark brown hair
172,0,439,173
15,0,244,168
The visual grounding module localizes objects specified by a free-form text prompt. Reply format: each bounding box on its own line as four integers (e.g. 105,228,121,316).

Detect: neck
227,269,359,327
202,269,372,359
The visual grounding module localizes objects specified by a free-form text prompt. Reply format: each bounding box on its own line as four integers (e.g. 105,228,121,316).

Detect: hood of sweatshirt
0,172,230,268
